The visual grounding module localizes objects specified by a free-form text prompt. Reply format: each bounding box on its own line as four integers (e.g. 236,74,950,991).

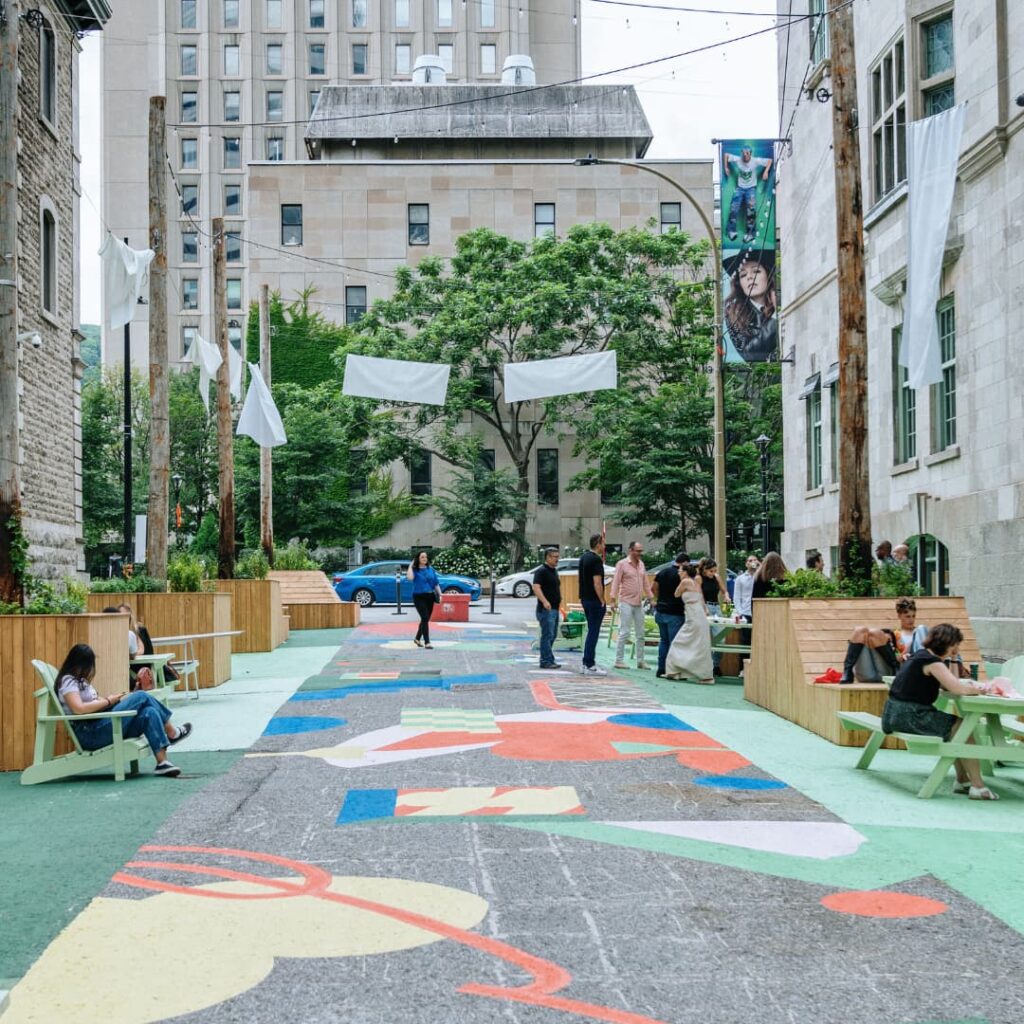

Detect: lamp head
755,433,771,452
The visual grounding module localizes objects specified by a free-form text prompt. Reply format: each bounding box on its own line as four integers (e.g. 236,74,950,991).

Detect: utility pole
213,217,235,578
258,283,274,565
122,238,133,565
829,0,872,580
146,96,169,580
0,0,22,604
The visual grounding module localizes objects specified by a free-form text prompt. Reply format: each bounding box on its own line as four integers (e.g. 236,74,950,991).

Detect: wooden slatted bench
268,571,360,630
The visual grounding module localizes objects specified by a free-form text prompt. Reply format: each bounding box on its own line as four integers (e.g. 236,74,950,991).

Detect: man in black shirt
578,534,608,675
532,547,564,669
651,553,688,678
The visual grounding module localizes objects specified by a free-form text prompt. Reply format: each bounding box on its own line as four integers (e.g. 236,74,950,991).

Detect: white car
495,558,616,598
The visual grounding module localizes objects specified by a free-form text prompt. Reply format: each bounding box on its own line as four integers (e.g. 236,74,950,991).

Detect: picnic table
150,630,243,700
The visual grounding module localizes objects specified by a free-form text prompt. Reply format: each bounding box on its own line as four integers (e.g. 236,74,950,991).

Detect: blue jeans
727,185,757,237
536,608,561,667
655,612,686,675
73,690,173,757
581,599,606,669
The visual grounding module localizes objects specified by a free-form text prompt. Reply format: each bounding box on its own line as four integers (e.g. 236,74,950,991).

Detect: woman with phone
407,550,442,649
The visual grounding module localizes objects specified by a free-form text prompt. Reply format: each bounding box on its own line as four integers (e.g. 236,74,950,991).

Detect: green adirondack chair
20,660,151,785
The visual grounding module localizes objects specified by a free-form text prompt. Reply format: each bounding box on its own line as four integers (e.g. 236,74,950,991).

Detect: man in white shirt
723,146,772,243
732,555,759,622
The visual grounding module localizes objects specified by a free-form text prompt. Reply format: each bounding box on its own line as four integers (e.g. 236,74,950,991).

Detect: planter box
744,596,986,747
214,579,286,653
85,592,232,689
0,613,129,772
268,571,360,630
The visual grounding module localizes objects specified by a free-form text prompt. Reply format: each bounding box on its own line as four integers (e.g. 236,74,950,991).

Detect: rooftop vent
412,55,447,84
501,54,536,85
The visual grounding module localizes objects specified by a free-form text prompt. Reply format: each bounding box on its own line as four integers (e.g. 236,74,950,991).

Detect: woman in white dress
665,562,714,684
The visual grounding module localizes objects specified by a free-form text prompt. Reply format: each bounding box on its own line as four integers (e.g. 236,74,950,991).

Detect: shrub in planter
90,574,166,594
273,541,322,571
0,577,88,615
235,550,270,580
167,552,207,592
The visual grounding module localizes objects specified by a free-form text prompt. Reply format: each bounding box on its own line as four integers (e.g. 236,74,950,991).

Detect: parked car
495,558,616,599
333,561,482,607
647,561,737,601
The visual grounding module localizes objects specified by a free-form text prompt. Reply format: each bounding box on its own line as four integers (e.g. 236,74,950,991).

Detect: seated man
839,597,928,684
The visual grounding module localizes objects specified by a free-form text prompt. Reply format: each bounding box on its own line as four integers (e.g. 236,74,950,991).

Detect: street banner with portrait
718,138,778,363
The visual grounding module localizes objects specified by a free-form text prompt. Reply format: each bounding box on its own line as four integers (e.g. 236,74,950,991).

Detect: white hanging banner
100,235,155,331
899,103,965,389
237,362,287,448
186,334,223,413
229,342,243,402
503,350,618,403
342,354,451,406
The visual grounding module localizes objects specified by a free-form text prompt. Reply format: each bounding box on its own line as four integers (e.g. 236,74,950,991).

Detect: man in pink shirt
611,540,654,670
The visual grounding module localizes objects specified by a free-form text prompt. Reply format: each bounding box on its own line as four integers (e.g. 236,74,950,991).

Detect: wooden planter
0,613,129,772
267,571,360,630
214,579,286,653
744,596,986,747
85,592,232,688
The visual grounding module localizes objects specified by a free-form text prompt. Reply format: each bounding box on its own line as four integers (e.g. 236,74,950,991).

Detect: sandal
968,786,999,801
952,781,970,795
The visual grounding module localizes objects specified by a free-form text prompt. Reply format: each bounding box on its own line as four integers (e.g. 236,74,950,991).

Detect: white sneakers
581,664,608,676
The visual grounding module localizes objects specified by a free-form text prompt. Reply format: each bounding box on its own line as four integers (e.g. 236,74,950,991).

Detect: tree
338,223,710,568
432,469,527,568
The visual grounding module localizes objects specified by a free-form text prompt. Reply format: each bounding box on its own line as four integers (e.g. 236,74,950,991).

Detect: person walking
611,541,654,670
652,553,689,678
532,547,564,670
407,550,442,649
578,533,608,676
665,562,714,684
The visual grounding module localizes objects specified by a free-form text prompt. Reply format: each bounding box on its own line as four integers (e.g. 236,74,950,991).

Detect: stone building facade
776,0,1024,656
10,2,110,579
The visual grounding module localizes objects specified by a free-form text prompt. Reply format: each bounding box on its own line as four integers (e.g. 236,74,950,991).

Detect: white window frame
309,0,326,28
869,35,907,203
352,42,368,75
808,0,830,67
181,43,199,77
224,44,240,77
534,202,555,238
437,41,453,74
309,41,326,76
480,42,496,75
266,0,283,29
395,0,410,26
39,197,59,321
182,277,199,310
223,0,240,28
39,16,57,131
917,7,955,117
266,89,284,122
266,42,284,75
395,42,412,75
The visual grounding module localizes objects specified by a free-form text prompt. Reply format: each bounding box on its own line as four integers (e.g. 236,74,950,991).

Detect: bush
191,511,219,559
273,540,322,570
874,561,923,597
167,552,207,592
770,568,843,599
1,577,87,615
235,549,270,580
90,574,166,594
432,547,510,579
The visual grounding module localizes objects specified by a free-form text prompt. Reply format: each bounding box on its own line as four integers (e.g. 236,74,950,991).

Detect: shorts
881,697,958,740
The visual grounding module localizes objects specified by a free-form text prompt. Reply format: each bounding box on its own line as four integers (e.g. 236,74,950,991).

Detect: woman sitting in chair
54,643,192,778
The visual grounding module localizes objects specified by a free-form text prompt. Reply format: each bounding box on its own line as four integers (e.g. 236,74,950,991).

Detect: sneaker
636,662,648,671
169,722,192,745
154,761,182,778
613,662,629,670
581,664,608,676
655,671,665,678
727,230,737,241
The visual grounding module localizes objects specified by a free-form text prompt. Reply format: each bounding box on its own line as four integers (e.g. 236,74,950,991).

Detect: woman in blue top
407,550,442,648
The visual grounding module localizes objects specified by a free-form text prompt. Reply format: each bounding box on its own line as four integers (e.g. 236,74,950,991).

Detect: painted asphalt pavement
6,614,1024,1024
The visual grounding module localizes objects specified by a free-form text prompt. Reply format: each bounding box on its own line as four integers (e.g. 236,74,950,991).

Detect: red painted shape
673,750,751,772
820,890,949,919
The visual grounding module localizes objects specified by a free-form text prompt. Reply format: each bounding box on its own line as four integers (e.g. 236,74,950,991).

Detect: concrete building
3,1,110,580
100,0,582,366
776,1,1024,656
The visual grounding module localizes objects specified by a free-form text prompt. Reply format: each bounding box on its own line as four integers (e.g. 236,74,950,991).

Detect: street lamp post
755,434,771,554
573,155,726,571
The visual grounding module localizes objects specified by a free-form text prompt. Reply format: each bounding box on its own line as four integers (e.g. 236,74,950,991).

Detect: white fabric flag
100,234,155,330
900,103,965,389
237,363,287,448
342,354,451,406
229,343,243,402
186,333,223,413
503,350,618,403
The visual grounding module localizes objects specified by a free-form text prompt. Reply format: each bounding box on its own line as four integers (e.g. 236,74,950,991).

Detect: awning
798,373,821,400
823,362,840,387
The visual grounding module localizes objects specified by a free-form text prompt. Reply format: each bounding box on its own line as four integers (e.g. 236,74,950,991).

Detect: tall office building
100,0,582,365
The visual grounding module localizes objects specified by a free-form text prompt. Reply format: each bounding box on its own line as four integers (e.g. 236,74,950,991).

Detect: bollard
484,567,500,615
392,569,407,616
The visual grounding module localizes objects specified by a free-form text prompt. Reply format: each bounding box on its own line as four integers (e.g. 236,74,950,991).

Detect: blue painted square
262,715,347,737
693,775,788,791
607,712,695,732
337,789,398,824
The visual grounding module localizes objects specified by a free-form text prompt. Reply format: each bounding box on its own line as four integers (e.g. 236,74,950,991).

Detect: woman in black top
750,552,787,607
882,623,996,800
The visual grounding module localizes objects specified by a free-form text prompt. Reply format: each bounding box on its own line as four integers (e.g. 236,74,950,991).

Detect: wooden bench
269,571,360,629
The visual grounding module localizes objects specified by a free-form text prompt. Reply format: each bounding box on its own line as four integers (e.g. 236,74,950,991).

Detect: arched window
40,199,58,316
906,534,949,596
39,18,57,125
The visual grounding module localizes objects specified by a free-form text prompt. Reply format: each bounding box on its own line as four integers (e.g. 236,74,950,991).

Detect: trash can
435,593,471,622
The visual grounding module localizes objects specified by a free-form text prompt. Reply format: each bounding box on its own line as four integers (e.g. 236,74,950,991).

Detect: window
408,203,429,244
921,13,954,115
659,202,681,235
395,43,411,74
480,43,496,74
909,533,950,596
310,0,325,27
477,449,496,474
182,277,199,310
180,0,197,28
266,0,283,28
480,0,494,27
266,136,284,160
224,183,242,215
183,325,198,355
226,230,242,262
829,377,839,482
537,449,559,506
309,89,321,114
227,279,242,310
224,90,240,121
804,380,822,489
809,0,829,66
182,231,198,263
181,44,198,76
281,204,303,245
534,203,555,238
267,90,283,121
352,0,367,27
438,42,453,73
223,0,239,27
40,205,57,315
409,450,432,496
438,0,452,26
352,43,368,74
224,44,240,76
309,42,326,75
345,285,367,323
933,297,956,450
870,37,906,201
181,137,198,169
181,91,197,123
223,136,240,168
600,482,622,505
181,183,199,216
349,450,368,495
472,367,495,401
228,322,243,350
395,0,409,26
267,43,283,74
892,326,916,464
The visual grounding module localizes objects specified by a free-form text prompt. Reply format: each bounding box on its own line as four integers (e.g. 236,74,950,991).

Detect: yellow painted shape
397,785,582,817
6,875,488,1024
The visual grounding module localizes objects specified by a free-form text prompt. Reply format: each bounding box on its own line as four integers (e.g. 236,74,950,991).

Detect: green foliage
89,575,166,594
79,324,101,385
873,561,923,597
770,568,844,599
2,502,30,603
1,577,88,615
191,511,220,559
273,540,322,570
235,549,270,580
432,469,526,564
432,547,511,578
167,552,207,592
244,290,340,389
769,557,922,600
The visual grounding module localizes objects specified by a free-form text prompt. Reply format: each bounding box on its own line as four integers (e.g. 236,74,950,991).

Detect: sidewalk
3,611,1024,1023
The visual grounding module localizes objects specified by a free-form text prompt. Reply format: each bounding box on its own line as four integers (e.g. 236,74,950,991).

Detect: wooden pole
213,217,235,578
829,0,872,580
0,0,23,604
146,96,169,580
258,283,274,565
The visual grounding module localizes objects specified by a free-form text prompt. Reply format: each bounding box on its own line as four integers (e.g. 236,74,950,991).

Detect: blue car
333,561,482,607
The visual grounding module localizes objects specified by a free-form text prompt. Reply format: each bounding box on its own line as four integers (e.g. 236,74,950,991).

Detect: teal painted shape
611,741,683,755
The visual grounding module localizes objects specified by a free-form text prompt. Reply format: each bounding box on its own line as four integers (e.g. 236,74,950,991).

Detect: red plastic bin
434,593,471,622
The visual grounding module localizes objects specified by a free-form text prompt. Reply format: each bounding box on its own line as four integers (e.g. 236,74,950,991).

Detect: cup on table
969,662,979,681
